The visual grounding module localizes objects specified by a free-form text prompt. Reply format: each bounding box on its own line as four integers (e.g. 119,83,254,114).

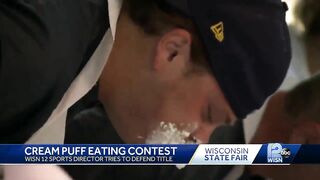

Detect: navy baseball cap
162,0,292,119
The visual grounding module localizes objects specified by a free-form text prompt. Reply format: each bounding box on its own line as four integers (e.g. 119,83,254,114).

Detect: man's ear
154,29,192,77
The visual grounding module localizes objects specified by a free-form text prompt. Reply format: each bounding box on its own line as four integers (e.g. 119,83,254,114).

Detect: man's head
99,0,235,143
99,0,291,144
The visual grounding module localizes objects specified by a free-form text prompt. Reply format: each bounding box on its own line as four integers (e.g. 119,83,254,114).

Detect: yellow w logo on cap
210,22,224,42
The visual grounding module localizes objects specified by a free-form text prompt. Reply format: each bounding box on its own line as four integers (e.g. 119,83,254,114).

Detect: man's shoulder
0,0,109,143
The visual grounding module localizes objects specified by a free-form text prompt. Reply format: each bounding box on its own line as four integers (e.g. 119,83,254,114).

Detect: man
1,0,291,144
1,0,290,179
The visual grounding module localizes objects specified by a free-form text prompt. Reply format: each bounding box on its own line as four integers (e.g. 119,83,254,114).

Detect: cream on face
145,121,200,144
144,121,201,169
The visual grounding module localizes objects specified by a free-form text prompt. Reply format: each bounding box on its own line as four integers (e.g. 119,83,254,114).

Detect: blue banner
0,144,320,165
0,144,197,164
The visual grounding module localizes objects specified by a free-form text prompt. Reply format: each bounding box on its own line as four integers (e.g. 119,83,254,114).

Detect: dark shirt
0,0,109,143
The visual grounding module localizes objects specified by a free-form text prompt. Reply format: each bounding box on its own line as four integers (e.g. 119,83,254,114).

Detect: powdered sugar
145,122,199,144
145,121,200,169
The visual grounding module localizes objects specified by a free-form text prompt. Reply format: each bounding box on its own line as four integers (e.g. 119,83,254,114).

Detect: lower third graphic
267,143,291,163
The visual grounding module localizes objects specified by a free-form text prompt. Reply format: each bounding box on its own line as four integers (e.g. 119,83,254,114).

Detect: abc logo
280,148,291,159
267,143,291,163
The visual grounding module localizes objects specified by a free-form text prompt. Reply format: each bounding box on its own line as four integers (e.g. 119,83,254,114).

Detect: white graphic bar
190,144,262,165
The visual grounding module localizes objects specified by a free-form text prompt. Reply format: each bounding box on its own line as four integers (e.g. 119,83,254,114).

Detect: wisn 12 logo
267,143,291,163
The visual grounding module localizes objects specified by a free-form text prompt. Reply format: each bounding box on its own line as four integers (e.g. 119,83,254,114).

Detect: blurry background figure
295,0,320,75
252,74,320,144
283,0,320,78
249,71,320,180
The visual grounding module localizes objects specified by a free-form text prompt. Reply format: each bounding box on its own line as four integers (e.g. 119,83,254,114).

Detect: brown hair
285,74,320,120
122,0,208,70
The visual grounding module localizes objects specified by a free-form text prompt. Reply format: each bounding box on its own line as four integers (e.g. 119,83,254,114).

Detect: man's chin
143,121,200,170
